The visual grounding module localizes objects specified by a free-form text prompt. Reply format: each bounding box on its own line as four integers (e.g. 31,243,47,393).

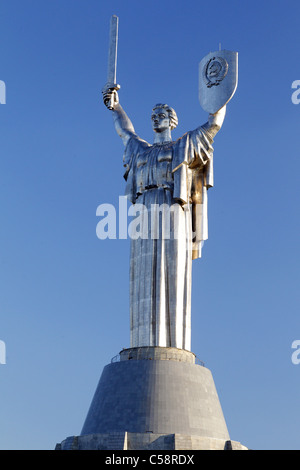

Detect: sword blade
107,15,119,85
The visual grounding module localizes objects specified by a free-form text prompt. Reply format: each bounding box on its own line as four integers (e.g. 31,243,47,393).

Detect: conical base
56,347,248,450
81,347,229,439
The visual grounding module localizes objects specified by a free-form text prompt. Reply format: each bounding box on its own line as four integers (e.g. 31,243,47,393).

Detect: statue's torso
135,143,174,196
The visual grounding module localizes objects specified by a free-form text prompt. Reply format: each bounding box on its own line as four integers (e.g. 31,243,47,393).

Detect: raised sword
103,15,120,110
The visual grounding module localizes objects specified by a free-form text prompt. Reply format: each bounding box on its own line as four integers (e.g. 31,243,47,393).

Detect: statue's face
151,108,170,133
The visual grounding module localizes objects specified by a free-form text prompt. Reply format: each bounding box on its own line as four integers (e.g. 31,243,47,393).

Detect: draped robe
123,126,214,351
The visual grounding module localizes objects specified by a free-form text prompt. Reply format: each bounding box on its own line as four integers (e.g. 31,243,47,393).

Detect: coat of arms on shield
199,50,238,114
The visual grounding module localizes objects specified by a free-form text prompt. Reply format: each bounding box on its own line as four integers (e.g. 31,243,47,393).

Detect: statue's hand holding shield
199,50,238,114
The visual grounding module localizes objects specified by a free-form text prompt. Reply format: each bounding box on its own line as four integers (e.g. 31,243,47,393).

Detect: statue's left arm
176,105,226,175
201,105,226,139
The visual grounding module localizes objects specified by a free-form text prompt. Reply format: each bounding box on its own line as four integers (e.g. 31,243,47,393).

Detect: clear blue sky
0,0,300,450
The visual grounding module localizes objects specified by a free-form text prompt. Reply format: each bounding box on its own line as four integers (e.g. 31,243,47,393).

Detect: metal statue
102,16,238,351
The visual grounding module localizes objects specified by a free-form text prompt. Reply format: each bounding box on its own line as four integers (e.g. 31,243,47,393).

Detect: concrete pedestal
56,347,247,450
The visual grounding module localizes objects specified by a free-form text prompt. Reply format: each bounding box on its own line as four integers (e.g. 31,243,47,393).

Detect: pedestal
56,347,247,450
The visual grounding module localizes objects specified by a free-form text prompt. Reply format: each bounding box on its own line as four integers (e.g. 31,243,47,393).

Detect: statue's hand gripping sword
102,15,120,110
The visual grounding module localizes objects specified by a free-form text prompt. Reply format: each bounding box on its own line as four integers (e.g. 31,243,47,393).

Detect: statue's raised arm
102,87,135,146
202,105,226,139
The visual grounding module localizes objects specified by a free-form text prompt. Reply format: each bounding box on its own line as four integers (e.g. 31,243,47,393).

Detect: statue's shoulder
123,133,151,169
172,127,201,147
174,126,213,148
126,133,151,152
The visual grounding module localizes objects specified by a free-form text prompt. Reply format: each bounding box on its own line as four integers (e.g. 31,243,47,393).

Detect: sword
103,15,120,110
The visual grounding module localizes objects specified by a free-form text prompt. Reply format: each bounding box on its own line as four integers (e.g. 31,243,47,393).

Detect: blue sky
0,0,300,450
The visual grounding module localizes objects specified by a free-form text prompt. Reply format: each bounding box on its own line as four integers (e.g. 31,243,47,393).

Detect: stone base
56,432,248,450
56,347,248,450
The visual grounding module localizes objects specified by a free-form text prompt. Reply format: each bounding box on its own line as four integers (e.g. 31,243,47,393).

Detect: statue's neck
153,129,172,144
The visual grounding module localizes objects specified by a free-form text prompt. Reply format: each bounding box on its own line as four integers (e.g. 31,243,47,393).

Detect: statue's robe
123,126,214,350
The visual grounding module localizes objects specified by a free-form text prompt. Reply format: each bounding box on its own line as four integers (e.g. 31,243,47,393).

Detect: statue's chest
135,145,174,186
136,145,173,168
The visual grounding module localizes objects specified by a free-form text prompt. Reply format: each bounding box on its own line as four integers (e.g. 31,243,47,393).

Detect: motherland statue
102,16,237,352
55,16,243,451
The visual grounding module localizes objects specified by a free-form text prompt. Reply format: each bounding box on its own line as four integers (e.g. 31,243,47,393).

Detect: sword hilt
102,83,121,110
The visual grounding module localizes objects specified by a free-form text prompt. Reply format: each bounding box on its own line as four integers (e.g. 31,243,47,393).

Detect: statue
102,16,237,352
55,17,242,452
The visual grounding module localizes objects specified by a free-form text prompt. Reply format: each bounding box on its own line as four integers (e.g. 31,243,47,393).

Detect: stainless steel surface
102,43,234,351
199,50,238,114
104,15,120,110
107,15,118,84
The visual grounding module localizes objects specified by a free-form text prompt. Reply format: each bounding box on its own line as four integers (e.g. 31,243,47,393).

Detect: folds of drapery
123,126,214,260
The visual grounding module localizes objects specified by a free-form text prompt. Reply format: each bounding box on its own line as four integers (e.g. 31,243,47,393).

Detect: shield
199,50,238,114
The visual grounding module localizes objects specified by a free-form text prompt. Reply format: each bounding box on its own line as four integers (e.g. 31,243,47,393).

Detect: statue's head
151,104,178,133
